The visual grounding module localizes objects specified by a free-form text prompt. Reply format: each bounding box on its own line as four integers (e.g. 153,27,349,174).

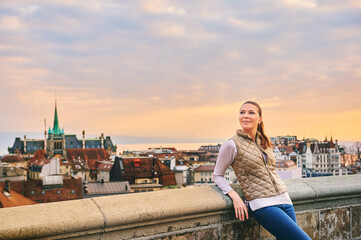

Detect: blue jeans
251,204,311,240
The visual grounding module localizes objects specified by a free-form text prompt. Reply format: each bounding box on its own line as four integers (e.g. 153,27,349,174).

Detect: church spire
52,98,62,135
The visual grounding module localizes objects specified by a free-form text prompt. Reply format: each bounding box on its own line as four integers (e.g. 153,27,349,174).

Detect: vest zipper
255,143,279,194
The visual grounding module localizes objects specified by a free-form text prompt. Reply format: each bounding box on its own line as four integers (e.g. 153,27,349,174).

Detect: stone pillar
82,130,85,149
24,135,27,153
49,134,54,157
44,130,47,150
62,134,66,157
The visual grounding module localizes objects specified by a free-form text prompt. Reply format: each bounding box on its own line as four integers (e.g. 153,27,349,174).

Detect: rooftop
0,185,37,208
194,164,215,172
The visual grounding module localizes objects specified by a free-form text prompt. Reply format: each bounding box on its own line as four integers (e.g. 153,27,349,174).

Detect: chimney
4,180,10,192
101,133,104,149
24,135,27,153
82,130,85,149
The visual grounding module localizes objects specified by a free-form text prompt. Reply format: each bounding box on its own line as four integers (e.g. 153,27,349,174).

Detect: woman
213,101,310,240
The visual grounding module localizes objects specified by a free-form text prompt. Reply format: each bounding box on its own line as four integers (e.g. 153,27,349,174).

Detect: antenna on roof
44,118,46,131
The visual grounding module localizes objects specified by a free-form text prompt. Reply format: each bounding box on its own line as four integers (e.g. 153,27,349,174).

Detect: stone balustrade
1,175,361,239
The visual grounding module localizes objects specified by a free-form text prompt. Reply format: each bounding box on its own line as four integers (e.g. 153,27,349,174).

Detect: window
209,178,212,182
201,172,203,176
71,190,75,194
42,191,45,195
57,190,61,194
134,190,140,193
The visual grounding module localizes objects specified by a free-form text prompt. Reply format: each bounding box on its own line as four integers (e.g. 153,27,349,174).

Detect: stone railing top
1,175,361,239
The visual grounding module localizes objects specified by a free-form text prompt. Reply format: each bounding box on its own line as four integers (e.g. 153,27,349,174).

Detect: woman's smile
239,103,262,134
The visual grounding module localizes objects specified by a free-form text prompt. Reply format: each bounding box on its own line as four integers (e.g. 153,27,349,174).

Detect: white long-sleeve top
213,139,292,211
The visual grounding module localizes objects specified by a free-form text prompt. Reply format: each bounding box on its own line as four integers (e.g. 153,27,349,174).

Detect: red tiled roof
98,163,113,171
284,146,294,154
0,181,23,194
67,149,110,169
67,149,109,161
1,155,25,163
194,165,215,172
28,150,50,167
68,158,89,171
0,185,37,208
275,160,296,169
122,157,176,186
28,150,48,166
277,145,295,154
23,179,83,203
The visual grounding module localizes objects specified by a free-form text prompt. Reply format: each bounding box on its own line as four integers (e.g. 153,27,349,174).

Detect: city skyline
1,1,361,142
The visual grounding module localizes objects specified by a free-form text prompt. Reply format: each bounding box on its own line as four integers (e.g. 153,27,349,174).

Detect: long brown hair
242,101,272,149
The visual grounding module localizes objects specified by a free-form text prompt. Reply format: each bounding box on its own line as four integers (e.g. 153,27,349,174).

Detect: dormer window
134,159,141,167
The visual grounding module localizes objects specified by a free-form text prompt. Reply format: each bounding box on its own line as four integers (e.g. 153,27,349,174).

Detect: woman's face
239,103,262,132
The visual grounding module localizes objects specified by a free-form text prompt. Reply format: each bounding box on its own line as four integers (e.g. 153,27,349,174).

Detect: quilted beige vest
231,129,288,201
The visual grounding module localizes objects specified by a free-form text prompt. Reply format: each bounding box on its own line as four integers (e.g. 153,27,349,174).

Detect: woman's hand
228,190,248,221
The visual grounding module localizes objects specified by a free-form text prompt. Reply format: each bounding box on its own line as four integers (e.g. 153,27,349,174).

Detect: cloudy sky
0,0,360,142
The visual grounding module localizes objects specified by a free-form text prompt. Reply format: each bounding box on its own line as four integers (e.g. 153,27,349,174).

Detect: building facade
299,138,347,176
194,165,215,184
8,101,116,158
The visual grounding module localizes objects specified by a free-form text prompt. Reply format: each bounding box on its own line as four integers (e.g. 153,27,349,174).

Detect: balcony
1,175,361,239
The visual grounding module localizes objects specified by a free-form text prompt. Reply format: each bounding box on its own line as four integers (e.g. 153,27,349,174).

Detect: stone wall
1,175,361,239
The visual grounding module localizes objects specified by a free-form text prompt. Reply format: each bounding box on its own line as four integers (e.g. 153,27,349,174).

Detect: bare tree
355,142,360,160
345,145,355,154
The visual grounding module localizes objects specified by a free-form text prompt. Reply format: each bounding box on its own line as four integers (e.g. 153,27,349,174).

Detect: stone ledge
0,175,360,239
0,198,104,240
286,175,361,211
231,175,361,211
